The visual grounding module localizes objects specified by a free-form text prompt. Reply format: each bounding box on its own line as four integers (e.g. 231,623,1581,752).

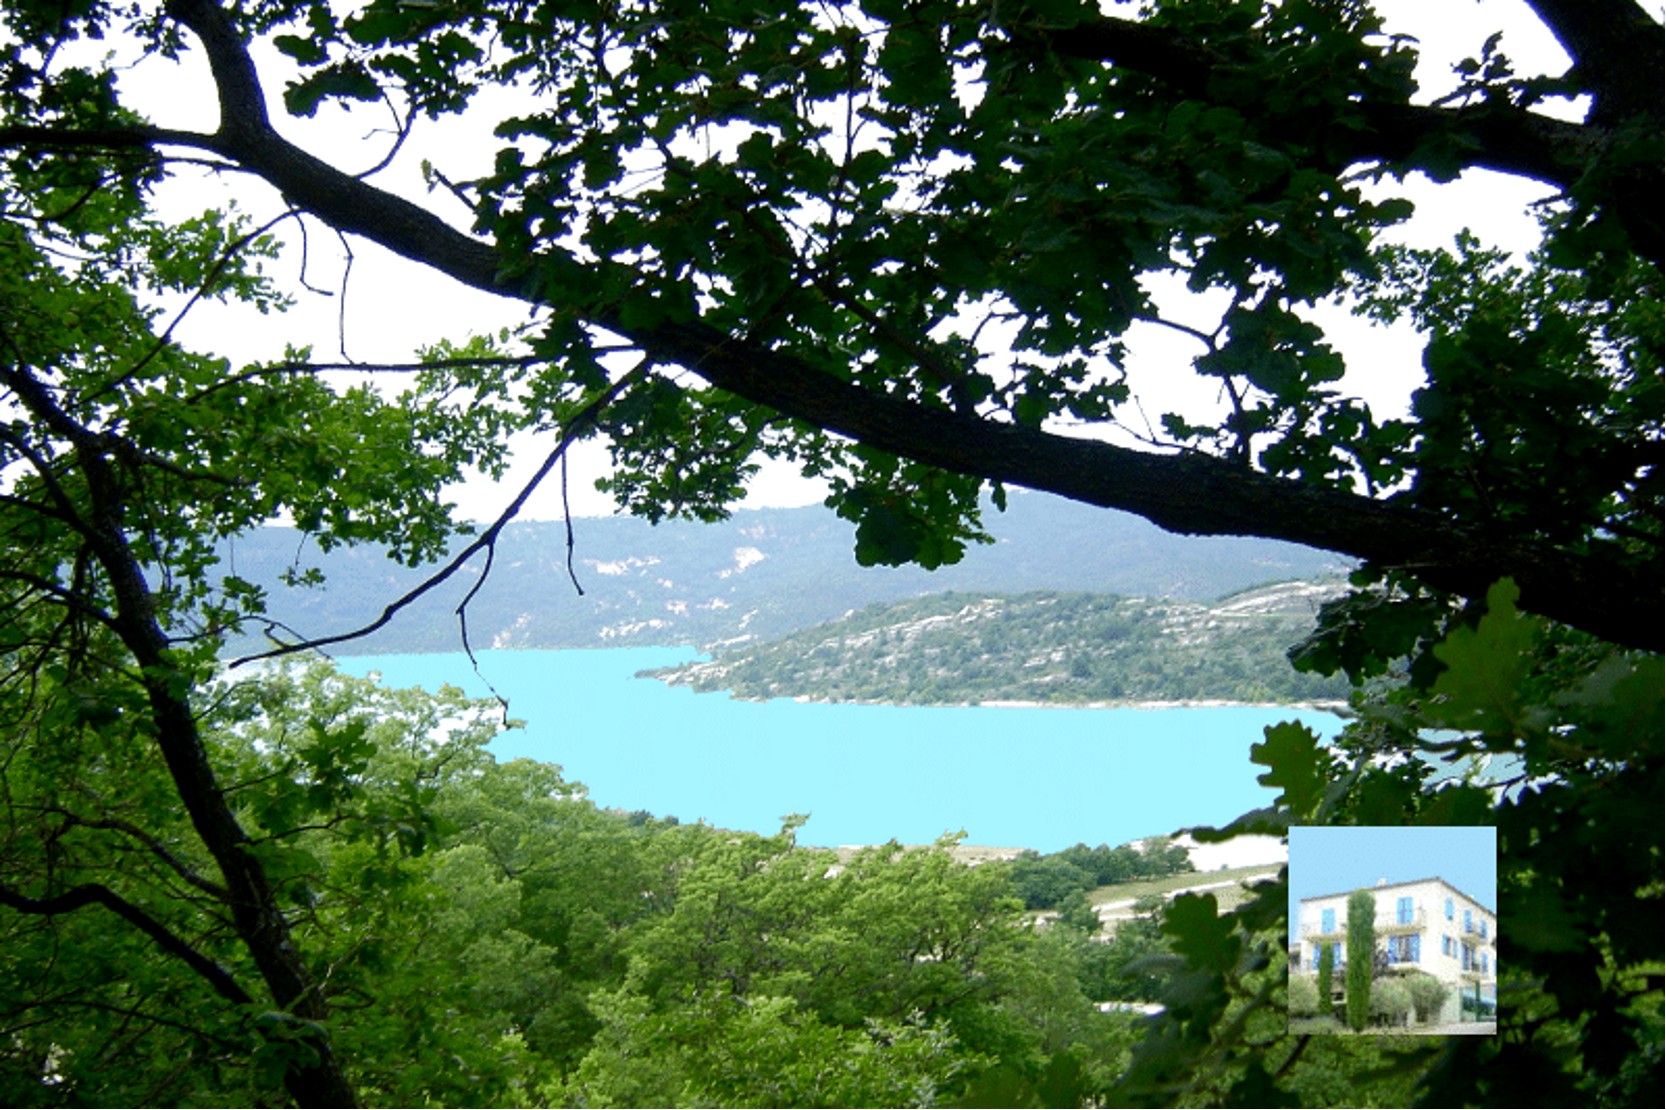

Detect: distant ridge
220,491,1351,656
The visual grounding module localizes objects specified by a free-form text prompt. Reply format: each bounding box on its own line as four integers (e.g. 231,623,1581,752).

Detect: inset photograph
1288,826,1497,1035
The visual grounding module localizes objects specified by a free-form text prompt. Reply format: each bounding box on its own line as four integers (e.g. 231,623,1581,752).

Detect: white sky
112,1,1592,521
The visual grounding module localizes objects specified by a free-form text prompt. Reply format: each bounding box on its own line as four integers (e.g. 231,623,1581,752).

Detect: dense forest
0,661,1435,1107
649,583,1353,705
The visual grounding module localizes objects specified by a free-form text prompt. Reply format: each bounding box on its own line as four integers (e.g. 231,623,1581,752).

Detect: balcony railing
1300,907,1428,938
1379,908,1426,934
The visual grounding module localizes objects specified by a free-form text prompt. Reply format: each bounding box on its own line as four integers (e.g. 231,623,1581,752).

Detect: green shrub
1288,974,1319,1018
1370,976,1412,1027
1403,972,1451,1024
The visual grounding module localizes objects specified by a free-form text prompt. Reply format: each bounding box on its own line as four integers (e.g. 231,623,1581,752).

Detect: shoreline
818,833,1289,872
699,689,1347,713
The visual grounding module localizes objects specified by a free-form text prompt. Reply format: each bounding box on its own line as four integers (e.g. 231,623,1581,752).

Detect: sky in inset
1288,825,1498,927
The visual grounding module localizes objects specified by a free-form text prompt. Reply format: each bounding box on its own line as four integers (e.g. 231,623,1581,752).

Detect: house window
1481,951,1489,974
1387,934,1421,964
1480,919,1488,940
1397,896,1413,925
1442,935,1454,958
1445,897,1454,920
1321,908,1335,934
1462,943,1475,972
1464,908,1474,934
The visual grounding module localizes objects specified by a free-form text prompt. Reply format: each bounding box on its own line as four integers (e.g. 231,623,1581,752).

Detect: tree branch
1,343,359,1108
0,881,253,1008
1030,11,1661,264
1033,12,1616,184
0,122,222,157
1522,0,1664,125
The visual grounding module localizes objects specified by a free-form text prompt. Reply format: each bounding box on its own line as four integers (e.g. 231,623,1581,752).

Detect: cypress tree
1317,941,1335,1022
1346,889,1376,1031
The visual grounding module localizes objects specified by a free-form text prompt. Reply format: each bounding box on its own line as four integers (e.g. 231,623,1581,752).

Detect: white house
1296,877,1496,1023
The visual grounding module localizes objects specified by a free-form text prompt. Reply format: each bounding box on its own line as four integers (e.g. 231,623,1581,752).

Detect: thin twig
561,451,585,595
229,362,647,669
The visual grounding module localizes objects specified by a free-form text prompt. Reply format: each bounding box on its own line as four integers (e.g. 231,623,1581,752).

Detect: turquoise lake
339,647,1342,852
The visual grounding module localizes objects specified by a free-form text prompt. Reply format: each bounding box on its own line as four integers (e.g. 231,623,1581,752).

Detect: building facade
1296,877,1496,1023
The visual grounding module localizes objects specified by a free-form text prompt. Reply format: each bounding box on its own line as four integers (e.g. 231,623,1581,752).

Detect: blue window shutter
1410,933,1420,962
1322,908,1334,933
1445,897,1454,919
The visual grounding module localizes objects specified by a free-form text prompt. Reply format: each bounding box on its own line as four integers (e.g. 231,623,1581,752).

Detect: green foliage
1287,974,1318,1019
1370,976,1412,1029
1252,721,1330,821
1345,890,1375,1033
1007,839,1193,911
1158,579,1662,1104
541,829,1132,1107
3,654,1161,1106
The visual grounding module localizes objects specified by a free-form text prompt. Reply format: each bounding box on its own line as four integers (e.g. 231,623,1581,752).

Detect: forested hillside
649,581,1352,705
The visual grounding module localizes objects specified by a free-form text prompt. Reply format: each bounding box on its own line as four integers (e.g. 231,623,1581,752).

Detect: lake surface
339,647,1342,852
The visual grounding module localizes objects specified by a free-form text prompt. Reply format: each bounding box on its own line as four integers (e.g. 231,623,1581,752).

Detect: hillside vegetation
647,581,1353,705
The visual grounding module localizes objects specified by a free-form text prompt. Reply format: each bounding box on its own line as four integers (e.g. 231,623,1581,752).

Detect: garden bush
1403,972,1450,1024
